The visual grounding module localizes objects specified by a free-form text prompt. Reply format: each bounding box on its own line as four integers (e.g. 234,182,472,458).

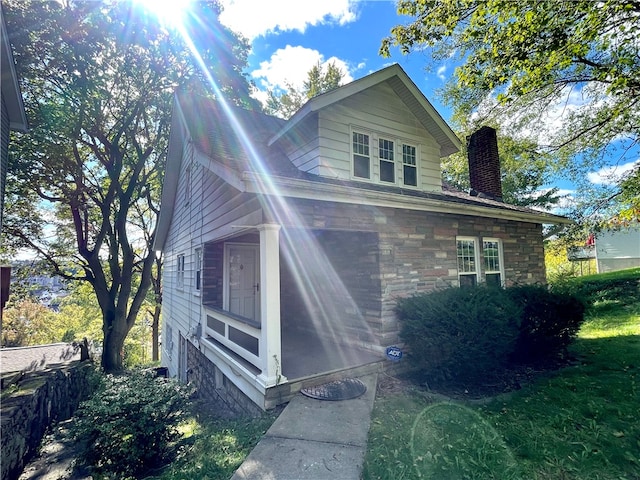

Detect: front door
226,244,260,321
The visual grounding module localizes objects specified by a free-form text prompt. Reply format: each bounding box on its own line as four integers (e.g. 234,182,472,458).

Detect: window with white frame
456,237,479,287
164,324,174,359
379,138,395,183
483,238,504,286
351,127,420,187
176,254,185,289
402,144,417,186
352,131,370,179
194,247,202,292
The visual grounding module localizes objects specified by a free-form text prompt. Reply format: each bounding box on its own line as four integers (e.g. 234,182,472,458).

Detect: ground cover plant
364,268,640,479
71,369,193,479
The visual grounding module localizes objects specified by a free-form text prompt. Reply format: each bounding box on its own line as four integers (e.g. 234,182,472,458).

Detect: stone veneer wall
186,340,263,417
279,229,381,346
0,362,94,480
283,199,547,347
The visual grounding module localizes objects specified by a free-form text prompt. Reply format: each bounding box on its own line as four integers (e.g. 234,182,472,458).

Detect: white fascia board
241,172,571,225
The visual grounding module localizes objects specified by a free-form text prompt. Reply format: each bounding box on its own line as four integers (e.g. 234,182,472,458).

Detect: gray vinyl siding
161,138,263,377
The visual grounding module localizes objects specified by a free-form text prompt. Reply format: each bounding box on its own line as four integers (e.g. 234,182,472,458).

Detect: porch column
257,223,286,387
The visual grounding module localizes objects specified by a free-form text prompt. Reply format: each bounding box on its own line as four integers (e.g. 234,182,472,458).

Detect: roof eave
1,7,28,132
241,172,571,225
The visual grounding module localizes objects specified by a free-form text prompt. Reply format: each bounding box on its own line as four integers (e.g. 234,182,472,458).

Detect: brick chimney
467,126,502,201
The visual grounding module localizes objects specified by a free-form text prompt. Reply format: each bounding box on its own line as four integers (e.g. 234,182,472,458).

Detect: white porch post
257,223,286,387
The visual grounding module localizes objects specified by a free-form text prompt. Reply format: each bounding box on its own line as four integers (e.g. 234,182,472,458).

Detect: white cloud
436,65,447,81
219,0,357,40
587,160,639,186
251,45,353,94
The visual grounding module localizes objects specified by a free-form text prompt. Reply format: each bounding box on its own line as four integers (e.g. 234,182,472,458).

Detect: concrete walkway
231,374,378,480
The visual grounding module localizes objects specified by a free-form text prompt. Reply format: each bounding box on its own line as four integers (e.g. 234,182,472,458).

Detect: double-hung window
176,254,185,289
457,238,478,287
402,144,417,187
456,237,505,287
483,239,504,286
379,138,395,183
352,132,370,179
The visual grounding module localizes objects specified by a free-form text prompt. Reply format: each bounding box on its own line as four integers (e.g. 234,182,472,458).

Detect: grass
363,268,640,480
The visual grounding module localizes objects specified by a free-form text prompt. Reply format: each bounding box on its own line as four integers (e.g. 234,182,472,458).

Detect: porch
198,223,384,408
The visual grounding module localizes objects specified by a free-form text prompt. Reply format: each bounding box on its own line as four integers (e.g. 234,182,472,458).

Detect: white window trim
456,236,480,286
194,247,202,295
351,128,372,180
350,126,420,189
482,238,505,286
378,136,396,184
176,254,185,290
401,142,419,188
164,324,174,360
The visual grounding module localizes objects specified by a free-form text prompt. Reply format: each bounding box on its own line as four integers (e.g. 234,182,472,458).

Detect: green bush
396,286,521,386
507,285,585,363
72,369,193,479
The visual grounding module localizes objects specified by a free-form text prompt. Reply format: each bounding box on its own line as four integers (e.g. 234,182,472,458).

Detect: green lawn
363,269,640,480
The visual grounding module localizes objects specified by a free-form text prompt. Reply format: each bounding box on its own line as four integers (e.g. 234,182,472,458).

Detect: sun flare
134,0,192,27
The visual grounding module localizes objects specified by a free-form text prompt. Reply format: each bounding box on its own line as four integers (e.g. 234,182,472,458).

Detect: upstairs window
456,238,478,287
352,132,370,179
402,144,417,186
483,239,503,286
379,138,395,183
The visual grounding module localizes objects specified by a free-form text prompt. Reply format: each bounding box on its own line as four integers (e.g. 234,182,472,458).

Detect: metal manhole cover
300,378,367,401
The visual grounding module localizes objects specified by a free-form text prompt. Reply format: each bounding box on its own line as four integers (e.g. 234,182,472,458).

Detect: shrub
507,284,585,363
396,286,520,386
72,369,193,478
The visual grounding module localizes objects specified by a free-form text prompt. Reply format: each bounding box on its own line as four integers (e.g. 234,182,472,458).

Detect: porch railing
203,306,261,371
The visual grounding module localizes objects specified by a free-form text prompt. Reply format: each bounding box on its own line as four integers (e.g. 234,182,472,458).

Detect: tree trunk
102,324,128,372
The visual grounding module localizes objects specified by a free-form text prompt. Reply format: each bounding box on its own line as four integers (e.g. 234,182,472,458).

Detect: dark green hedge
396,284,585,386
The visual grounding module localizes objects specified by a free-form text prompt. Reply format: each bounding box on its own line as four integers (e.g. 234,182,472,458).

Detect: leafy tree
266,61,345,118
2,298,55,347
2,0,256,371
381,0,639,217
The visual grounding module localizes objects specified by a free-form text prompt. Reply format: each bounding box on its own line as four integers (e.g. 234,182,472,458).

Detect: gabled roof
268,63,461,157
155,67,569,251
1,6,27,132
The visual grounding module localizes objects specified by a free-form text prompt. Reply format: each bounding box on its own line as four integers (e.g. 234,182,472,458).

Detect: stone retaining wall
186,341,263,417
0,361,94,480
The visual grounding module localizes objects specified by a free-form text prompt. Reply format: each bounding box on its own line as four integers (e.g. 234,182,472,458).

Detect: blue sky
214,0,637,206
220,1,451,115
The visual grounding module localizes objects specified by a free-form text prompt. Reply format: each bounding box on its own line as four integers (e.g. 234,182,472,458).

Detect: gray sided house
154,64,568,412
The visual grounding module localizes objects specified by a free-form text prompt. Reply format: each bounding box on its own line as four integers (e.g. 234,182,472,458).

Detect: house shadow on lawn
387,332,639,403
